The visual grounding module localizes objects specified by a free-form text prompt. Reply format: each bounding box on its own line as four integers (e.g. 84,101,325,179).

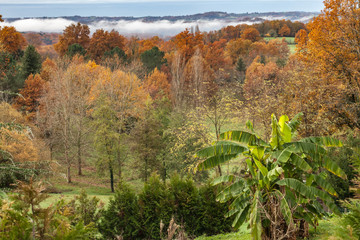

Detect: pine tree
21,45,42,80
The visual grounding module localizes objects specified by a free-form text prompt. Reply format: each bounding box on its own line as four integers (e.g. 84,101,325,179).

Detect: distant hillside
5,11,318,24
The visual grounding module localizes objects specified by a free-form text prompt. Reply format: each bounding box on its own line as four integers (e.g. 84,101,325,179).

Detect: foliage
138,174,173,239
98,181,142,240
0,179,96,240
140,46,166,73
0,26,26,55
98,174,232,240
341,199,360,239
54,22,90,57
14,74,46,119
21,45,42,80
92,95,121,192
296,0,360,130
66,43,86,58
197,113,345,240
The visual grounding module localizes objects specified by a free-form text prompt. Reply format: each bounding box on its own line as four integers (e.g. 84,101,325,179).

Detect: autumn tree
0,26,26,55
225,38,252,64
88,29,125,61
38,59,96,182
296,0,360,130
170,51,186,107
241,27,261,42
92,96,120,192
144,68,171,100
173,29,203,62
278,24,291,37
14,74,46,120
131,104,163,182
54,22,90,57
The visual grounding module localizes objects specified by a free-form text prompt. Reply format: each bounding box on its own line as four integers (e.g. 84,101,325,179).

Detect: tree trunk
67,165,71,183
145,156,148,182
77,137,82,176
109,163,114,193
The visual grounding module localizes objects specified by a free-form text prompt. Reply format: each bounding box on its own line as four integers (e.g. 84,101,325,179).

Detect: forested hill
5,11,318,24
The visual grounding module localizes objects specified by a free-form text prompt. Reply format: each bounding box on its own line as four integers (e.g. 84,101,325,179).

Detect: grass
41,193,113,208
195,224,250,240
194,216,357,240
263,36,297,54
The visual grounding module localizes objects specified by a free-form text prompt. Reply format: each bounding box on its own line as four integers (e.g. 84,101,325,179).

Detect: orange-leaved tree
14,74,46,120
296,0,360,130
54,22,90,56
0,26,26,54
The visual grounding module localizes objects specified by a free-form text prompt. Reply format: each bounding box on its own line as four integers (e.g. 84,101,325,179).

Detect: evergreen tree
236,56,246,73
21,45,41,80
140,46,166,73
66,43,86,58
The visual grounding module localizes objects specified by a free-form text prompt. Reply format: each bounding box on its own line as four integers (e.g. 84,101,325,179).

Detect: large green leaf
300,136,343,147
220,131,269,147
211,175,236,186
229,193,251,211
250,191,262,240
232,204,250,229
313,174,337,196
250,146,266,161
217,179,246,202
267,166,284,182
197,153,239,171
289,153,312,172
269,114,281,149
279,192,293,226
253,159,268,177
279,115,292,143
322,156,347,179
284,142,327,156
196,143,247,158
288,113,303,133
276,178,316,200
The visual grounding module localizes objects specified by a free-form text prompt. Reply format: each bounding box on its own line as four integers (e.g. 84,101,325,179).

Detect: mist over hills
1,11,318,37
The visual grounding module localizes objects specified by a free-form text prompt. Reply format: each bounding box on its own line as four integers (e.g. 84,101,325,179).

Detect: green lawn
195,216,356,240
196,224,250,240
263,37,297,54
41,193,113,208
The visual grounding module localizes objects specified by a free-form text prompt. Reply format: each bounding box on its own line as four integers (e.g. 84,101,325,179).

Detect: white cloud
0,0,207,4
0,18,258,36
0,18,76,32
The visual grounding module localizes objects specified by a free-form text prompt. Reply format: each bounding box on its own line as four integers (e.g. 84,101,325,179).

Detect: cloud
0,18,257,37
0,18,76,32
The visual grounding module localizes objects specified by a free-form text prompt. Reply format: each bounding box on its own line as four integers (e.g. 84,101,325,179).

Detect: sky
0,0,324,18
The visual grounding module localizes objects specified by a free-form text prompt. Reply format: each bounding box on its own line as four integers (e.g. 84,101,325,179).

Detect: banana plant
196,113,346,240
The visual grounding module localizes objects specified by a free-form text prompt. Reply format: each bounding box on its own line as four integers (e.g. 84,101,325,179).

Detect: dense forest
0,0,360,239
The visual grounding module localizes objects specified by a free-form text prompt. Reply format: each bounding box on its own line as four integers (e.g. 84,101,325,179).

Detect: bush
138,175,174,240
98,181,143,240
342,199,360,239
198,183,233,236
168,174,202,237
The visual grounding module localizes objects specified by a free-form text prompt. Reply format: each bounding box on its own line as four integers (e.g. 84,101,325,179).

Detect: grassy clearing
41,193,113,208
195,216,357,240
263,37,297,54
195,224,250,240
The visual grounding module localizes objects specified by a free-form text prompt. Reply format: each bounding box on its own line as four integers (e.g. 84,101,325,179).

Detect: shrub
98,181,142,240
342,199,360,239
138,174,174,240
198,183,233,236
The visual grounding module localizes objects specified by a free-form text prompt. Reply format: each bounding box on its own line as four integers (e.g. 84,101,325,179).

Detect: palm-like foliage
196,113,345,240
